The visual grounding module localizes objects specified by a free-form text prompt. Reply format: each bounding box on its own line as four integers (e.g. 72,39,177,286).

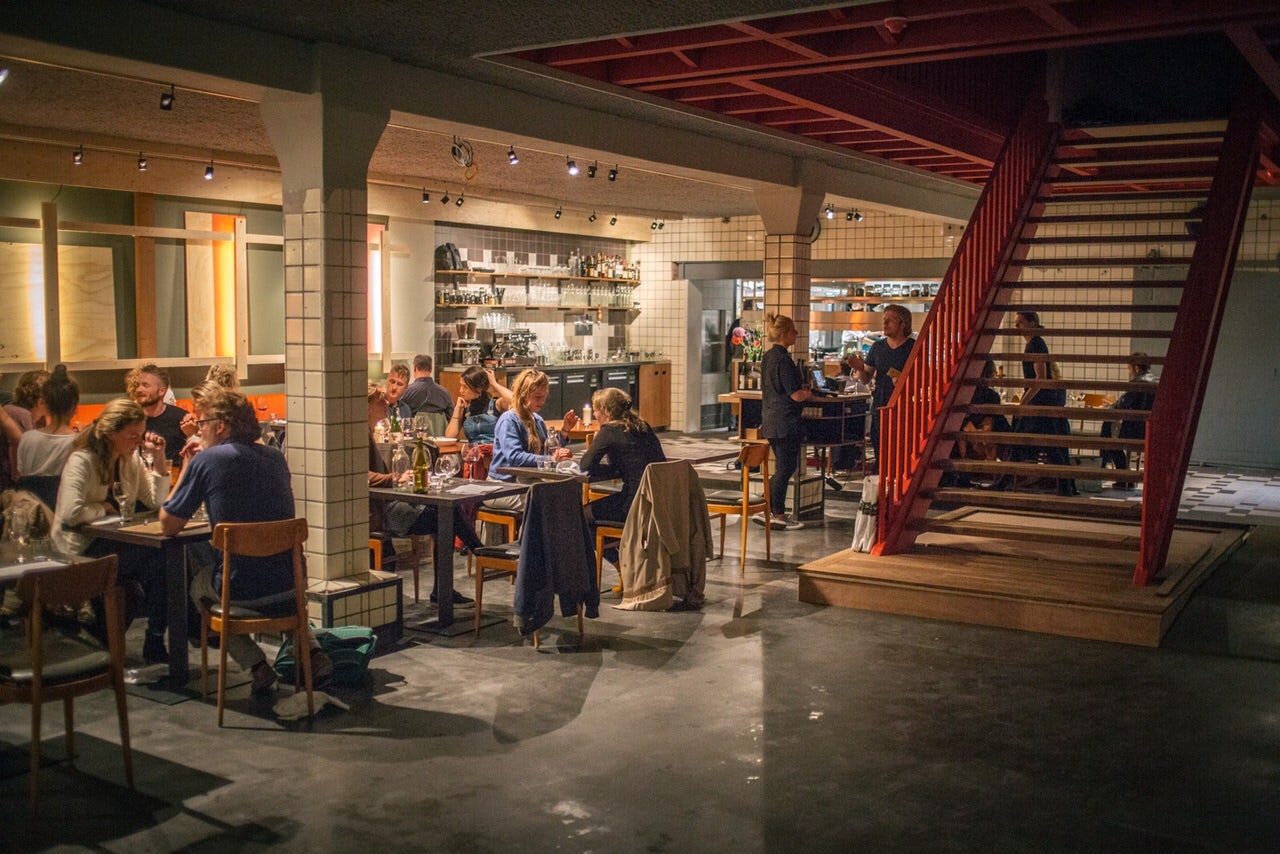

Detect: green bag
275,625,377,688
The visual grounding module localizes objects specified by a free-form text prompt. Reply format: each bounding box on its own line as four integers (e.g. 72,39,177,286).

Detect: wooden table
77,515,212,688
368,480,527,629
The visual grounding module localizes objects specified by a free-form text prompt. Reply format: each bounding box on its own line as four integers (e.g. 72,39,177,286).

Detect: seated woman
17,363,79,479
580,388,666,525
481,369,580,530
366,385,484,604
444,365,513,444
1101,353,1157,490
51,398,172,662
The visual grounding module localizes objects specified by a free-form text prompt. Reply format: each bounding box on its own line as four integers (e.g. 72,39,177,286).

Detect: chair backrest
737,442,771,496
212,517,309,557
18,555,119,613
15,475,61,512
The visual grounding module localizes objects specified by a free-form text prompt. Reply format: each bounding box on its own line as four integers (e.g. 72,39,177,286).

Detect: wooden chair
469,507,520,576
593,520,625,591
0,556,133,814
704,442,772,572
201,518,313,727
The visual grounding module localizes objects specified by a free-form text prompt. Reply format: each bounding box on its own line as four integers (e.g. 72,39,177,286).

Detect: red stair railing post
874,98,1059,556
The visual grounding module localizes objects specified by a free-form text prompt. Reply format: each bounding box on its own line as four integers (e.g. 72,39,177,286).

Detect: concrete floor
5,482,1280,852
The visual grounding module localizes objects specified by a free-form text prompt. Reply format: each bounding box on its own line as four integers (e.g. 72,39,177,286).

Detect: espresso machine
451,318,481,366
493,329,537,366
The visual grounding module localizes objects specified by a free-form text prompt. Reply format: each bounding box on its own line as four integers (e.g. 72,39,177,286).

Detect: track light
72,145,83,165
160,84,175,110
608,165,618,181
421,188,430,204
609,215,617,226
204,160,214,180
507,146,519,165
588,211,597,223
554,206,562,220
846,210,854,222
824,203,834,220
137,153,147,172
455,193,465,207
853,209,864,222
658,220,665,230
0,68,9,86
587,161,597,179
566,157,578,176
440,191,450,204
651,219,658,230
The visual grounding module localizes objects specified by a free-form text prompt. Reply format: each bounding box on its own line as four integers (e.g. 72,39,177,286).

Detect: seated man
384,363,412,425
127,363,187,465
160,388,328,692
1101,353,1157,489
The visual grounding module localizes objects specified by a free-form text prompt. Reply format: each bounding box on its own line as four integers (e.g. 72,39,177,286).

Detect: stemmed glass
256,396,269,420
435,452,461,489
6,506,31,562
413,413,432,438
139,445,155,472
112,482,135,524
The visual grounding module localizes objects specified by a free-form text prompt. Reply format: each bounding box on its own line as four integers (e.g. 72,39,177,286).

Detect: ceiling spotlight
421,188,430,204
455,193,465,207
554,206,562,220
72,145,84,165
658,220,665,230
651,219,658,230
440,191,450,204
588,211,597,223
824,203,834,220
137,153,147,172
587,161,597,179
0,68,10,86
853,209,864,222
609,215,617,226
160,84,175,110
507,146,519,165
608,165,618,182
846,210,854,222
204,160,214,180
566,157,579,176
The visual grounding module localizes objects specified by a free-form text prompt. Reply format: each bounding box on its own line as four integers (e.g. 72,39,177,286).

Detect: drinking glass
414,413,432,437
435,452,461,487
7,506,31,562
112,482,135,523
139,446,155,471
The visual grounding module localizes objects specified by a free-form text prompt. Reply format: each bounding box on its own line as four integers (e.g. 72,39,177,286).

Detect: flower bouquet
731,326,763,362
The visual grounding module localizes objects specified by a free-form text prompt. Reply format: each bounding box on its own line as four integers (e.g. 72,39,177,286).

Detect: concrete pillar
753,184,825,360
259,46,392,624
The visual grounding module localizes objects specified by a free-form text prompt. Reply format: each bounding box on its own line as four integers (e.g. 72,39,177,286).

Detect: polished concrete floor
4,475,1280,853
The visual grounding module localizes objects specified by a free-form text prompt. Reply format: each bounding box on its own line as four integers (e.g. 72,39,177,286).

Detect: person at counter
400,354,453,433
754,313,812,531
845,304,915,472
53,397,172,663
444,365,512,443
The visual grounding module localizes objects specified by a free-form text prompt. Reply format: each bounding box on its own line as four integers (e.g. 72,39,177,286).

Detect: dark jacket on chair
513,478,600,636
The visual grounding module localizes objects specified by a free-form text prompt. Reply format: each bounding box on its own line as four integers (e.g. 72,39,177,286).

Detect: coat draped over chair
512,478,600,636
617,460,711,611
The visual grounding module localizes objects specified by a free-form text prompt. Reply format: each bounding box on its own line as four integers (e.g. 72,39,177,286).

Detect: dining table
76,514,212,688
368,479,527,629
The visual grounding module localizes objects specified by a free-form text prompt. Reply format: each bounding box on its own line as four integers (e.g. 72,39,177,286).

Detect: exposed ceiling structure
0,0,1278,227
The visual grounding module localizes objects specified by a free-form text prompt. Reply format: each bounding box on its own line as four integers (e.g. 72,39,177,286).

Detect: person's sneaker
751,514,786,530
142,633,169,665
251,661,278,693
309,648,334,687
782,515,806,531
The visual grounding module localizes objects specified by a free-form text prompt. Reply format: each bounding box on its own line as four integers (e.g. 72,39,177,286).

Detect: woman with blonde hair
489,369,579,477
53,397,172,661
756,313,813,530
580,387,666,525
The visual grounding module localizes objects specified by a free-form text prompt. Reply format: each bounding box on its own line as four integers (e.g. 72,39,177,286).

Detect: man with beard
126,363,187,464
383,363,412,424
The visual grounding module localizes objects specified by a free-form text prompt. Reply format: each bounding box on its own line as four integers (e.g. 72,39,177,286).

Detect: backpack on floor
275,625,377,688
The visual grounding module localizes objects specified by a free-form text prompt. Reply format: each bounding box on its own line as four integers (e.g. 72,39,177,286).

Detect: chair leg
112,677,134,788
532,630,540,649
296,625,314,721
63,698,75,766
739,505,749,573
473,568,484,636
595,529,606,588
577,603,584,638
410,535,431,603
200,613,210,700
216,629,231,727
29,689,42,812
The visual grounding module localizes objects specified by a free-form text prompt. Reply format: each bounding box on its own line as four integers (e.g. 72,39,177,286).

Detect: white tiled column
763,234,812,355
260,87,388,592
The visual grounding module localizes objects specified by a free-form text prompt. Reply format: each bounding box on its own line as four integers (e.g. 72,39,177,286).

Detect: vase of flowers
732,326,763,389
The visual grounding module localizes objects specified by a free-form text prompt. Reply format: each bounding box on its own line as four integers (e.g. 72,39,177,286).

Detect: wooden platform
798,508,1249,647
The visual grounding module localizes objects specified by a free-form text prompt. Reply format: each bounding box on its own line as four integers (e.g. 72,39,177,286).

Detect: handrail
1135,87,1275,584
873,98,1060,555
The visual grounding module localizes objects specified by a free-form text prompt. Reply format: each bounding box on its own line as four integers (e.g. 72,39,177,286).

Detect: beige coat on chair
616,460,711,611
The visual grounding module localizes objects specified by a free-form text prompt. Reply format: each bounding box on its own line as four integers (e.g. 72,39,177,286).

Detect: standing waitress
755,313,812,531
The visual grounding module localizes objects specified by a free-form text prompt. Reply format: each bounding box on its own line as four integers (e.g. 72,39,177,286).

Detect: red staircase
873,88,1279,584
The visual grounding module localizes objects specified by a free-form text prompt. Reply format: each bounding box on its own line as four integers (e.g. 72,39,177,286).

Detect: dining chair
0,555,133,814
704,441,772,572
469,507,520,576
201,518,312,727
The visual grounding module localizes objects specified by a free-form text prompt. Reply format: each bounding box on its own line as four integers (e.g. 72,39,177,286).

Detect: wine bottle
412,435,429,494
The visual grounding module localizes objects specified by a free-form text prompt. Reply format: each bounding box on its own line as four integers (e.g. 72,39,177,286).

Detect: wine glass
139,445,155,471
256,396,269,420
112,482,135,524
435,452,461,488
414,413,432,438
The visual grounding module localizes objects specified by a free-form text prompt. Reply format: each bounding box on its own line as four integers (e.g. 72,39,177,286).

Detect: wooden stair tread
1052,151,1221,168
925,487,1144,518
943,430,1144,451
938,460,1143,481
994,303,1179,312
961,404,1151,420
1020,234,1197,245
980,378,1159,393
1005,280,1184,289
1046,169,1215,184
1027,212,1203,224
1037,189,1209,203
983,327,1172,338
910,517,1142,550
1010,257,1190,267
986,353,1166,364
1058,129,1224,147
